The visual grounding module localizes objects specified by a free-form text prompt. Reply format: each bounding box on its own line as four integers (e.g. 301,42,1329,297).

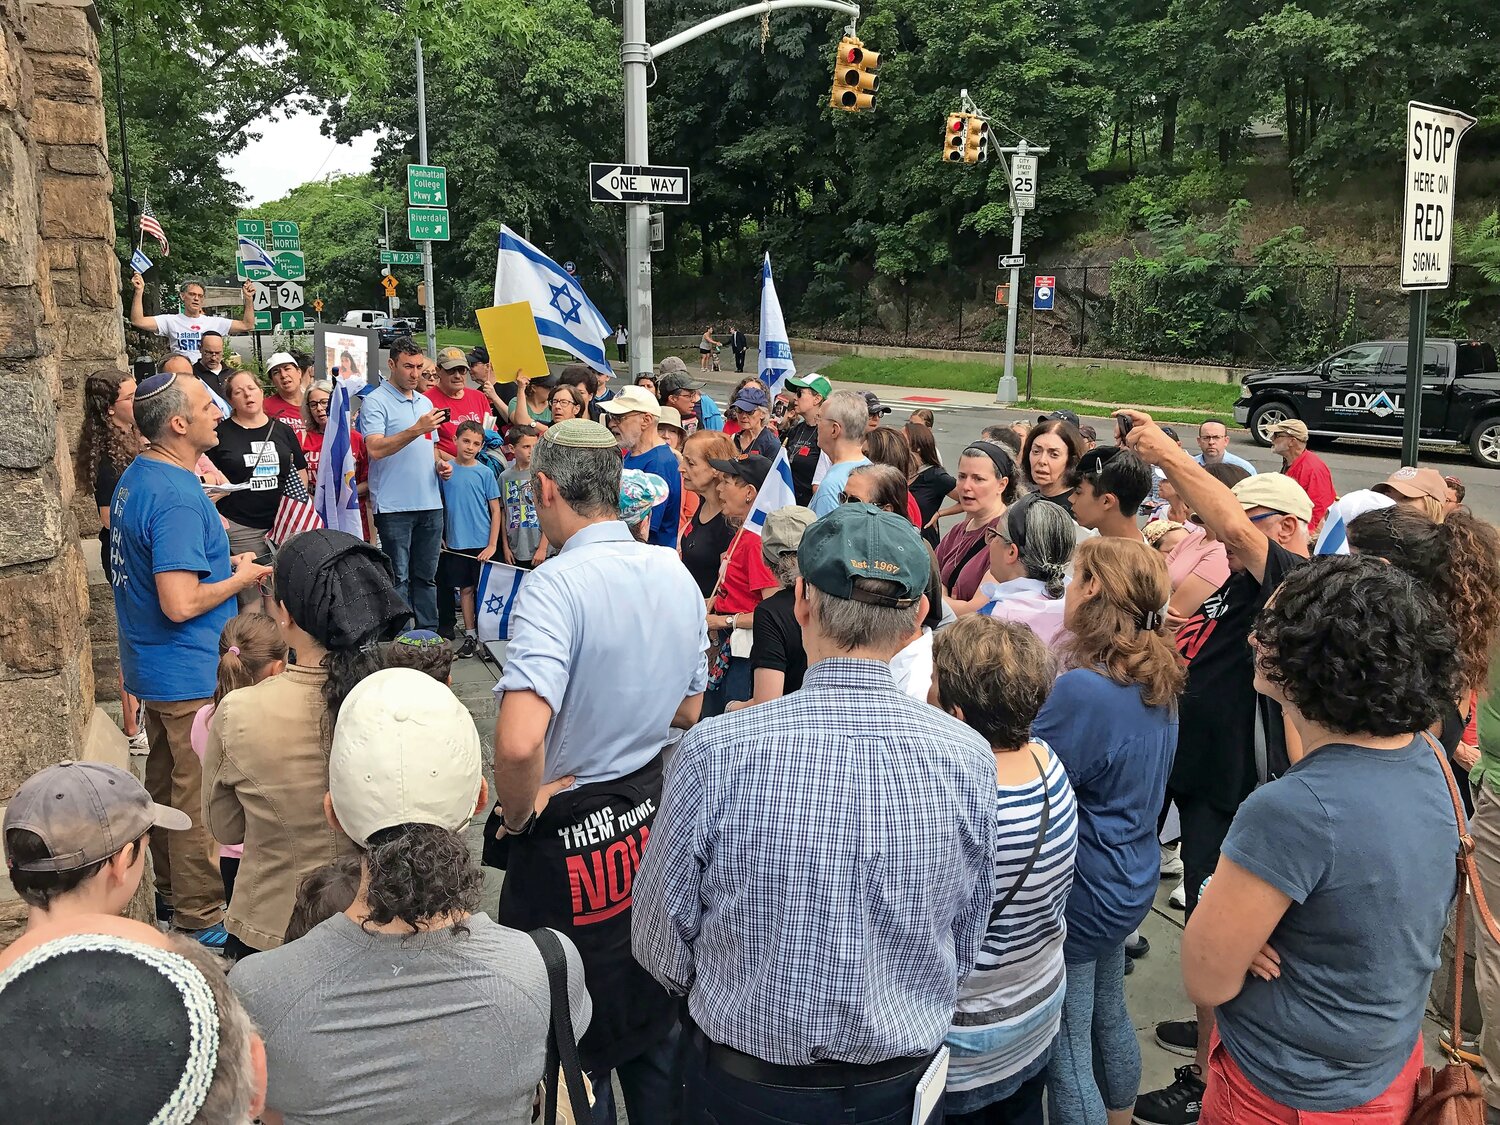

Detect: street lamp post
335,195,395,319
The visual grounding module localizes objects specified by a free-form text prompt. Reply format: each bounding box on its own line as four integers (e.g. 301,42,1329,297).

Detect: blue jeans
588,1021,681,1125
1046,944,1139,1124
374,508,442,628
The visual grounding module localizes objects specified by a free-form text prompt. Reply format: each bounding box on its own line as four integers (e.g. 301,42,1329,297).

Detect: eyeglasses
983,525,1013,546
1247,510,1285,524
308,399,330,411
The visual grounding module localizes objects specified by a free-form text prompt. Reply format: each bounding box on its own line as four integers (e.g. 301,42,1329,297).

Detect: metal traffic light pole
415,37,438,358
621,0,862,378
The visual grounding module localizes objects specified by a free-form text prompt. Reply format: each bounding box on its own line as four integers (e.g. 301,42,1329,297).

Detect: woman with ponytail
204,529,410,961
978,492,1076,646
1037,537,1184,1125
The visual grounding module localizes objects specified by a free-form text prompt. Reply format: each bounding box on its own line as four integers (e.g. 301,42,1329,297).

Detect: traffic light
964,114,987,163
830,35,879,112
945,113,967,161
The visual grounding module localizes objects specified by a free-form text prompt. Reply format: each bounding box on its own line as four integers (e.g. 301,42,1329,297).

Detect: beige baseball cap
329,668,482,846
3,761,189,873
596,384,661,419
1374,465,1448,504
658,405,686,433
1266,418,1309,442
1232,472,1313,524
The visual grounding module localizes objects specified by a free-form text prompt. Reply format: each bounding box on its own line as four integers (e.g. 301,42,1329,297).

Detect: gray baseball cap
4,761,189,873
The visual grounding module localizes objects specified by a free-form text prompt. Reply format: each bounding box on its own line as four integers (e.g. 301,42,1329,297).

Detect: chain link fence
655,263,1500,368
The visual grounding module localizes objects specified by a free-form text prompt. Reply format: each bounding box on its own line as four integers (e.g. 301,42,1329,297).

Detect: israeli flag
130,248,153,274
745,445,798,535
758,252,796,396
238,236,276,273
314,379,364,538
1314,489,1394,556
475,560,528,643
205,383,232,421
493,225,613,376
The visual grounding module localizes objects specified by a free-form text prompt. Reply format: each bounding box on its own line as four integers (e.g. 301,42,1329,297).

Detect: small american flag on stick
267,467,323,547
139,197,170,257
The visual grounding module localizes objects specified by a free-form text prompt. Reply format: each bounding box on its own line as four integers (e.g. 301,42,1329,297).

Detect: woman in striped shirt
930,615,1080,1123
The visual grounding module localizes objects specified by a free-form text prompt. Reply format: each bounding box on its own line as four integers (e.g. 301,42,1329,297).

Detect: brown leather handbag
1409,732,1500,1124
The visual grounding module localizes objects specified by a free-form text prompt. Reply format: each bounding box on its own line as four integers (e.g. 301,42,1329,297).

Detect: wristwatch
500,808,537,837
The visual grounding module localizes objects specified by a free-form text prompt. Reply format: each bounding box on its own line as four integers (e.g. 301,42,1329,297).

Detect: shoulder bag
529,928,595,1125
1408,732,1500,1124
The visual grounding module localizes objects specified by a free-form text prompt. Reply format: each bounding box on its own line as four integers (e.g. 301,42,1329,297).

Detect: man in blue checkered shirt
634,502,998,1123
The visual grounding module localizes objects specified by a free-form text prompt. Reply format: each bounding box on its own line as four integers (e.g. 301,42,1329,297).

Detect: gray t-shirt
499,465,543,563
230,912,591,1124
1216,739,1455,1110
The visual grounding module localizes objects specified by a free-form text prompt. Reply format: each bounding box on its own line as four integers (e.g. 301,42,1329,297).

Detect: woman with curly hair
1183,556,1461,1124
1037,538,1183,1125
229,665,591,1124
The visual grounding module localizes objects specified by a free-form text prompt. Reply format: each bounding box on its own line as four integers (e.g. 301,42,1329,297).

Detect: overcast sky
226,109,380,205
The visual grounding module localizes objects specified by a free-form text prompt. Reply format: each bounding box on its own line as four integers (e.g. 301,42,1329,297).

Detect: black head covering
274,530,411,648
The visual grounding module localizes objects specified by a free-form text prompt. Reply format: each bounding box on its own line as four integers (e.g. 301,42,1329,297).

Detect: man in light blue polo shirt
357,337,449,627
486,419,707,1125
1194,418,1258,475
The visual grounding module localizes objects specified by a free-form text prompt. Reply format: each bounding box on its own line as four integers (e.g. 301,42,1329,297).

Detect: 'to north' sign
1401,101,1475,291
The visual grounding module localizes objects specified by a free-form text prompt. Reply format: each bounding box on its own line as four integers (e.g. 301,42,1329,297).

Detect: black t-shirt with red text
1171,539,1304,812
782,420,822,506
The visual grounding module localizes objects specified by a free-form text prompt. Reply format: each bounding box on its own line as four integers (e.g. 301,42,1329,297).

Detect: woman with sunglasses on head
1036,538,1183,1125
978,492,1077,647
935,441,1020,615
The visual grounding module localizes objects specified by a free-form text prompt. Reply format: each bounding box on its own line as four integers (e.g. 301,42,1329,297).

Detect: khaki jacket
204,663,357,950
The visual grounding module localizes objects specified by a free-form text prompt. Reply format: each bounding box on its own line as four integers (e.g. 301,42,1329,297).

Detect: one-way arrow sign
589,163,691,206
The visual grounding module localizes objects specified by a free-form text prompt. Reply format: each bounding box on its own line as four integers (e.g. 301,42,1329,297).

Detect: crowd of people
9,328,1500,1125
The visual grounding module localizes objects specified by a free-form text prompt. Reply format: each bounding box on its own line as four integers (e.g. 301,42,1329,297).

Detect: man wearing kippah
634,502,997,1122
109,370,270,947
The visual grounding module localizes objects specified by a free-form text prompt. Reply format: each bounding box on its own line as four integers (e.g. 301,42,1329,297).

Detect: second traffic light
830,35,879,112
944,111,987,164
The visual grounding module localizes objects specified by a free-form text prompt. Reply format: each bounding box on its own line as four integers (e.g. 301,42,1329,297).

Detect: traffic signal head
945,113,967,161
964,115,987,163
830,35,879,113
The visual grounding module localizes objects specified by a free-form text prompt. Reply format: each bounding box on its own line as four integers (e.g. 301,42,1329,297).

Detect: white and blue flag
1314,489,1394,556
475,560,529,644
758,252,796,396
493,225,613,376
745,445,798,535
314,379,364,538
130,248,153,274
237,236,276,274
205,383,232,421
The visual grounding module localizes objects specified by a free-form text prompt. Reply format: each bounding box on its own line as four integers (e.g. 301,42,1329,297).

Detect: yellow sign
381,275,398,297
312,297,324,313
475,302,548,383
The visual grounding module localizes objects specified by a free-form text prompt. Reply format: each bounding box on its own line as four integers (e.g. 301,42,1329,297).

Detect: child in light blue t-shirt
438,421,501,658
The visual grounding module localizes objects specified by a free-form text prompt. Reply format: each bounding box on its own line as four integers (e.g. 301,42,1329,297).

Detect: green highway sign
407,164,448,207
236,218,267,242
279,311,306,331
407,207,450,241
271,250,306,280
269,219,301,252
253,310,274,331
381,249,424,265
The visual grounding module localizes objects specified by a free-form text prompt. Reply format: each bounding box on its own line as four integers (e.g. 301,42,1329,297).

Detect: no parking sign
1033,275,1055,311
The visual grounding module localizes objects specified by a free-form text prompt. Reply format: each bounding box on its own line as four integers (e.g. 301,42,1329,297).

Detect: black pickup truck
1234,339,1500,467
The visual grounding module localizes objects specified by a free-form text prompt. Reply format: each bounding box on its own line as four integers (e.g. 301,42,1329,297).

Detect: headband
964,440,1016,480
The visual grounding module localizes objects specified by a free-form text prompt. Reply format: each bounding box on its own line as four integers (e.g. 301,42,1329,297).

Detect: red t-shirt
905,493,922,528
714,530,777,614
299,428,324,484
429,386,491,456
1284,450,1336,533
264,394,304,435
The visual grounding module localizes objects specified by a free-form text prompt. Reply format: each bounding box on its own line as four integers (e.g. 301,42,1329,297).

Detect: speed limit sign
1011,154,1038,210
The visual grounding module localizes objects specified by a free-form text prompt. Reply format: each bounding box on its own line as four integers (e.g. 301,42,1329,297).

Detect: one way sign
589,163,691,206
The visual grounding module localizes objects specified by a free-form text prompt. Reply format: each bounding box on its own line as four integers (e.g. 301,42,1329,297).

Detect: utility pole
110,18,134,234
414,37,437,358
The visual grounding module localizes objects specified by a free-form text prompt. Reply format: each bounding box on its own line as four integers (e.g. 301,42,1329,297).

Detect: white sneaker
127,730,149,753
1160,843,1184,878
1168,879,1186,909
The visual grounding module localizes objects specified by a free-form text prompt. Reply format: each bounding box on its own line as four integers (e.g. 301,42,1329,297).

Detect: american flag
139,198,169,257
267,465,323,547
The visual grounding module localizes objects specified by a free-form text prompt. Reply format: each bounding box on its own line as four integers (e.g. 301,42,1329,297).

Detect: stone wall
0,0,129,946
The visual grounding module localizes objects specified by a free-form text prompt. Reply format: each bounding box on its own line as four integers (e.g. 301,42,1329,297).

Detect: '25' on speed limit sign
1011,154,1038,210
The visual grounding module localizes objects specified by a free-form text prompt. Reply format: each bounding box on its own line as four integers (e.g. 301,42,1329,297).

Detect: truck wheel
1247,402,1294,448
1471,420,1500,468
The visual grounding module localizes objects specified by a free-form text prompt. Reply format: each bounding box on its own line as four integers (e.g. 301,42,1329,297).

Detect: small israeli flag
130,248,152,274
237,236,276,273
745,445,798,535
314,380,364,538
493,226,613,376
475,560,529,643
758,252,796,396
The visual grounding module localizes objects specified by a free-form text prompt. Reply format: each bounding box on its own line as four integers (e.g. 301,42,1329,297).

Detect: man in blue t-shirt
111,372,271,946
599,385,682,549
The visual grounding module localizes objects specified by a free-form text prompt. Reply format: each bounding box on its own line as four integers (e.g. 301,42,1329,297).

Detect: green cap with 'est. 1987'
798,502,930,608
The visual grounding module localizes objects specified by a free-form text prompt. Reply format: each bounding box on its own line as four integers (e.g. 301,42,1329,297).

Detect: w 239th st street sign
1402,101,1476,291
590,164,691,205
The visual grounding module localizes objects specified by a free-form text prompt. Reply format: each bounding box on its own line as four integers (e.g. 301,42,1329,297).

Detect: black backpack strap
529,928,592,1123
987,749,1052,925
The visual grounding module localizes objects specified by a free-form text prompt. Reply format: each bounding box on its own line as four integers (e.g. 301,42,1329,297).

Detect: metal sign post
414,38,438,358
1398,101,1474,466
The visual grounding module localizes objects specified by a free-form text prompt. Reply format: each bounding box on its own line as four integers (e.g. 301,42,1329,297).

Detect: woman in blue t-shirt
1182,556,1462,1123
1034,537,1183,1125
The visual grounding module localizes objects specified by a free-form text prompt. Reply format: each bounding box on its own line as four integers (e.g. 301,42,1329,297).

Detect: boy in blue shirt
438,420,502,658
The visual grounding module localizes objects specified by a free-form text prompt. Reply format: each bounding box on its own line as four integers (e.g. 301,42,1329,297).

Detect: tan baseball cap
1374,465,1448,504
1232,472,1313,524
657,405,686,433
1266,418,1309,442
761,506,816,570
596,384,661,419
329,668,482,846
3,761,189,873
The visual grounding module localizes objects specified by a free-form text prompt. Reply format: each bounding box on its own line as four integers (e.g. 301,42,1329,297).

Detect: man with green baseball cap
781,373,832,505
634,501,997,1120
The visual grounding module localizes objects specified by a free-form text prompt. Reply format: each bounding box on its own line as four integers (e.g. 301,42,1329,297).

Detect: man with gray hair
109,371,269,947
808,388,872,517
130,272,255,362
487,418,708,1124
634,502,997,1123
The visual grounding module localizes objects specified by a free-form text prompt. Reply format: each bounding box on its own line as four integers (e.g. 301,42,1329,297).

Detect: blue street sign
1033,275,1055,311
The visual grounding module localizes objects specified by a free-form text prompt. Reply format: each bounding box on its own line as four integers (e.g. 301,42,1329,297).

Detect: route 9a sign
1401,101,1476,291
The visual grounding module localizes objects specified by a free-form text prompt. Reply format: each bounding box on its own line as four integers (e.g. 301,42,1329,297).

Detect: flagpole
136,187,147,254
